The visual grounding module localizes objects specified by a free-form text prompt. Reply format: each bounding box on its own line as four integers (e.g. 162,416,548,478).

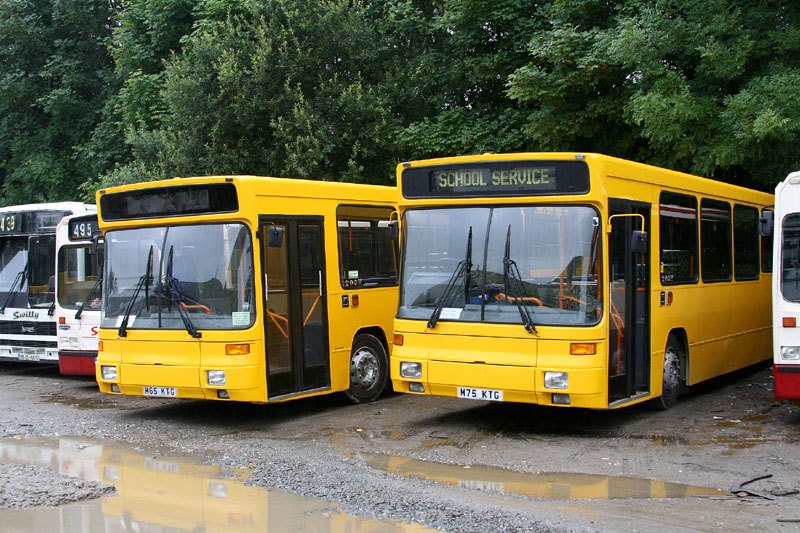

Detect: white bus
773,171,800,400
55,212,101,375
0,203,94,365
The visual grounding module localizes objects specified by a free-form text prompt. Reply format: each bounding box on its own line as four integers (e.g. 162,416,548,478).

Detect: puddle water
362,452,725,500
0,438,433,532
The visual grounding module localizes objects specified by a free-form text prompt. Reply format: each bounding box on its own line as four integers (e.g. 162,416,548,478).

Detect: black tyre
654,335,682,410
345,333,388,404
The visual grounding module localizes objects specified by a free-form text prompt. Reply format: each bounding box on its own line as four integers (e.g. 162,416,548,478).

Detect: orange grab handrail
179,302,213,315
267,309,289,339
495,293,545,307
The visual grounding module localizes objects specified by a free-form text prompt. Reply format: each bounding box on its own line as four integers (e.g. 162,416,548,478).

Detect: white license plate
457,386,503,402
143,386,177,398
17,352,40,362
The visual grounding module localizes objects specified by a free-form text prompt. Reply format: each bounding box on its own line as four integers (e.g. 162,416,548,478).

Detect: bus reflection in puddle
0,438,432,532
361,452,725,500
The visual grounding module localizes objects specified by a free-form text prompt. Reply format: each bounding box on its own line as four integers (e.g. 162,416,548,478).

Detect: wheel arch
353,325,390,354
666,327,689,385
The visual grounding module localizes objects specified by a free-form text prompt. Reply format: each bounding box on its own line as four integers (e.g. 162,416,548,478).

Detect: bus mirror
631,231,647,254
388,220,399,241
267,226,284,248
760,211,774,237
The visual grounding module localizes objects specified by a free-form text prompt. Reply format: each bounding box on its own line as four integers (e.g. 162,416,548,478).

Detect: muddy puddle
362,452,726,500
0,438,433,532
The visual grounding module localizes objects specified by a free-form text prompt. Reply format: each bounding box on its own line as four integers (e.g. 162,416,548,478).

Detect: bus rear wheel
345,334,388,404
655,335,682,410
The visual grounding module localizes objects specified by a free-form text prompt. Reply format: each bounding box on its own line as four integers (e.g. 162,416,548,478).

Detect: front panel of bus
95,181,263,401
392,155,614,408
94,177,398,404
55,213,102,375
0,206,90,364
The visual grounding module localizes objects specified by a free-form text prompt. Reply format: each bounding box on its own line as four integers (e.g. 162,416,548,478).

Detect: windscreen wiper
75,275,102,320
427,227,472,329
0,264,27,314
164,245,201,339
503,226,536,334
118,245,153,337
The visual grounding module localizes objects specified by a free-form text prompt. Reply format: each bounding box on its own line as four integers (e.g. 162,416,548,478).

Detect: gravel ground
1,362,799,532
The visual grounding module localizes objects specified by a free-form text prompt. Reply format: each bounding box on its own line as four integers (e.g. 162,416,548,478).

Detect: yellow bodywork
95,175,398,403
392,152,773,409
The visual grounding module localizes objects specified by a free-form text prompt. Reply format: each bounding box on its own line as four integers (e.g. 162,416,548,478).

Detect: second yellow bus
391,153,773,409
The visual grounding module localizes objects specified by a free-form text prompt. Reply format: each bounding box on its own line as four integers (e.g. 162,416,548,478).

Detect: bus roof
98,175,395,203
397,152,773,206
0,202,92,213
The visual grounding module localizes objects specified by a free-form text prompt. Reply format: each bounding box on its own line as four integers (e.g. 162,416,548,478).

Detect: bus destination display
100,183,238,221
0,213,20,234
68,216,98,241
0,211,68,235
401,160,590,198
433,167,557,194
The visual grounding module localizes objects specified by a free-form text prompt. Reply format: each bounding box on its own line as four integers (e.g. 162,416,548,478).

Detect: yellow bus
95,176,398,403
391,153,773,409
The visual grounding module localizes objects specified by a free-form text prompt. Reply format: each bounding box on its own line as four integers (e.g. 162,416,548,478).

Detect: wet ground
0,361,799,532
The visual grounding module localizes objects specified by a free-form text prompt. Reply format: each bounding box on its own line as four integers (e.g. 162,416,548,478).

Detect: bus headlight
781,346,800,360
544,371,568,389
207,370,226,386
400,362,422,379
100,365,117,381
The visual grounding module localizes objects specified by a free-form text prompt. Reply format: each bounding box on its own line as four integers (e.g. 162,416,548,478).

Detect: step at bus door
607,200,651,404
261,217,330,399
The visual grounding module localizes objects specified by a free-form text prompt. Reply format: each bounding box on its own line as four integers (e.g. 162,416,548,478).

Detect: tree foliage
0,0,117,203
509,0,800,188
2,0,799,203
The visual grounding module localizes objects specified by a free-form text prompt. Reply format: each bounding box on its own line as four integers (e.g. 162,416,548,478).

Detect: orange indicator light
225,343,250,355
570,343,597,355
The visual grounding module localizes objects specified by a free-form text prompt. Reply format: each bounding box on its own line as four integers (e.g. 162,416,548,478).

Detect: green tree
373,0,543,160
0,0,117,204
96,0,401,187
509,0,800,188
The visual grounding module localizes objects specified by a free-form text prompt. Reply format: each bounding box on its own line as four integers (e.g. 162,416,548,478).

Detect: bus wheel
655,336,682,410
345,334,388,404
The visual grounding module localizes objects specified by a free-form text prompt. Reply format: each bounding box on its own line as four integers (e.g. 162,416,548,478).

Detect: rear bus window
337,205,398,289
659,192,698,285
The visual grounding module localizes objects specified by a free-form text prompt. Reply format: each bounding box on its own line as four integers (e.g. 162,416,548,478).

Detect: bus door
607,200,650,404
260,217,330,400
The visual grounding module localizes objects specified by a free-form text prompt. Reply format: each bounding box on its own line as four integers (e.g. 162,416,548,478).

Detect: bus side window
659,192,698,285
336,205,398,288
700,199,732,283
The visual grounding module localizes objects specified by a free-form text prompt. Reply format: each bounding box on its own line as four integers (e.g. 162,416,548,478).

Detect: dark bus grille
0,321,57,336
0,339,57,348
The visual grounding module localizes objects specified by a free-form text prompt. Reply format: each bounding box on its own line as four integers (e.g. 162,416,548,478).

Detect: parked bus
391,153,773,409
95,176,398,403
772,171,800,400
55,212,102,375
0,203,94,365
